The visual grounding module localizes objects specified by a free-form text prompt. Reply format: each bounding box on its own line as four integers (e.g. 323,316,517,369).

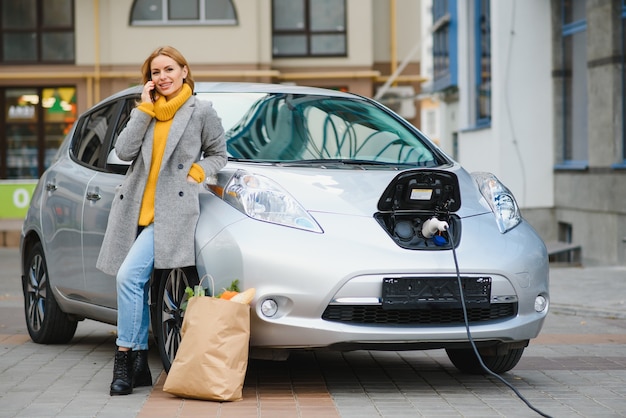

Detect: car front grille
321,303,517,325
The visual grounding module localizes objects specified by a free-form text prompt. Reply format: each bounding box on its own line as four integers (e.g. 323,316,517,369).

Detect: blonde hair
141,46,194,92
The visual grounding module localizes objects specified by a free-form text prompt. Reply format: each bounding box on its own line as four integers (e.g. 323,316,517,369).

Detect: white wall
419,0,433,85
372,0,421,64
457,0,553,209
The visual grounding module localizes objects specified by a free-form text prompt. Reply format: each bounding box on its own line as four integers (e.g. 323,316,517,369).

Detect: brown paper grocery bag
163,295,250,401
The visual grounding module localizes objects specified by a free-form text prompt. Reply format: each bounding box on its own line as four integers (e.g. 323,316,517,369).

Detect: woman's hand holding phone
142,80,157,103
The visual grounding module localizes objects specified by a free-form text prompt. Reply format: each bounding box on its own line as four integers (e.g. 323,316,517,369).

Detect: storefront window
5,89,39,178
43,87,76,170
3,87,76,179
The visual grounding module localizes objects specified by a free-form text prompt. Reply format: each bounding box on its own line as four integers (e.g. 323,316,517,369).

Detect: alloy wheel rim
161,269,191,364
26,254,46,332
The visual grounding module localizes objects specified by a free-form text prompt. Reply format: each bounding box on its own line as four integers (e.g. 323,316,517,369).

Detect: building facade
550,0,626,265
420,0,626,266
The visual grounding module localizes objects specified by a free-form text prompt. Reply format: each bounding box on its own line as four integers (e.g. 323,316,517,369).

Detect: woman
96,46,227,396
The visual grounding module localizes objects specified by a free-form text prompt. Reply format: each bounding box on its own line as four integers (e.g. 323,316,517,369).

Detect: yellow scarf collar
153,83,192,121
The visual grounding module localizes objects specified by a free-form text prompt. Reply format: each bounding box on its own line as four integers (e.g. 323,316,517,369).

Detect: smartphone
148,75,156,102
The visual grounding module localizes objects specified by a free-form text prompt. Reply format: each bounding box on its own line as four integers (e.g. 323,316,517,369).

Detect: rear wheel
22,242,77,344
446,347,525,374
153,267,199,372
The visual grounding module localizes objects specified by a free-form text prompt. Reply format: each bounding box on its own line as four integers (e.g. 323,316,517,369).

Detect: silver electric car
20,82,549,374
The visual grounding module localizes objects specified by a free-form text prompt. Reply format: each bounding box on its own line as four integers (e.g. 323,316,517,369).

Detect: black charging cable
447,220,553,418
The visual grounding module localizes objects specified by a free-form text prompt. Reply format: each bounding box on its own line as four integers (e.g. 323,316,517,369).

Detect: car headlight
223,169,323,233
472,172,521,233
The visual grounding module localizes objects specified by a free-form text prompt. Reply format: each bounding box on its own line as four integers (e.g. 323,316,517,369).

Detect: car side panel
81,171,123,308
40,155,96,298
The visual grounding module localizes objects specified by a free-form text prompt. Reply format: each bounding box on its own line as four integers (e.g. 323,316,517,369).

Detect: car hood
222,162,491,218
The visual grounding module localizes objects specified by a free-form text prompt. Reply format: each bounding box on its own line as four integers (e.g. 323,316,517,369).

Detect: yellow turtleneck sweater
136,84,205,226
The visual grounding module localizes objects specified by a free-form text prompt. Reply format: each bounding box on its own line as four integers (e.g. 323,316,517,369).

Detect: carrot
219,290,239,300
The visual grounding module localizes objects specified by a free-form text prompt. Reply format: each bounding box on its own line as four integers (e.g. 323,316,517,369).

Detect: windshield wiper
228,157,278,164
282,158,392,166
228,157,424,168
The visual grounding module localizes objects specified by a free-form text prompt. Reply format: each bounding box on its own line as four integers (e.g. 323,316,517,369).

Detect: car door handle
86,192,101,201
45,182,57,192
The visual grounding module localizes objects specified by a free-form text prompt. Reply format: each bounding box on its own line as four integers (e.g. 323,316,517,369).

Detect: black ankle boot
132,350,152,388
110,349,133,395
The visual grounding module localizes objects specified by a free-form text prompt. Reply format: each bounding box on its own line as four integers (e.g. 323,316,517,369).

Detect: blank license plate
382,277,491,310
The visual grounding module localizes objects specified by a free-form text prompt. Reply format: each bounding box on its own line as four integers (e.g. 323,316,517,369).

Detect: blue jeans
116,224,154,351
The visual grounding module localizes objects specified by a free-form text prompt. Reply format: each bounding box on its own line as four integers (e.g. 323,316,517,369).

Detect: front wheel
446,347,525,375
153,267,199,372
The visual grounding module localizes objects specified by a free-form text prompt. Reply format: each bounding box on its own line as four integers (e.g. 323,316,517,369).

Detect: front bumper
195,202,549,351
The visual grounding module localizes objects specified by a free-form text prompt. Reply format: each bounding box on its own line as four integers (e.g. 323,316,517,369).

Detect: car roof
99,81,360,106
194,82,358,99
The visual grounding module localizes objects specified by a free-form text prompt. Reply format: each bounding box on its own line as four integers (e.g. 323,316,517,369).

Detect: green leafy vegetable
226,279,241,292
215,279,241,298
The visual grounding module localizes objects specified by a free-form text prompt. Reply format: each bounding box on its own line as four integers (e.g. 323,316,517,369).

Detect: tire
446,347,525,375
22,242,78,344
153,267,199,372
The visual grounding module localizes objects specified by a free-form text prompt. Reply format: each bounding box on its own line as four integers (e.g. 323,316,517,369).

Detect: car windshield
198,92,443,167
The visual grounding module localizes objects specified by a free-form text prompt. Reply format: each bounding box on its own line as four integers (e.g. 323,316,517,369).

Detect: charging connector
421,217,449,238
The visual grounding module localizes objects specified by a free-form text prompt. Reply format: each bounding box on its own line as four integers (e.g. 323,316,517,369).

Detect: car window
201,92,442,167
102,98,138,176
112,98,139,147
70,102,119,169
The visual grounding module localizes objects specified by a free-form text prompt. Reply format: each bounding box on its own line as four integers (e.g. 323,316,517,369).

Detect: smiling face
150,55,188,100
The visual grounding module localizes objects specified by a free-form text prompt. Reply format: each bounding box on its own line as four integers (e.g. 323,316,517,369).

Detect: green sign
0,181,37,218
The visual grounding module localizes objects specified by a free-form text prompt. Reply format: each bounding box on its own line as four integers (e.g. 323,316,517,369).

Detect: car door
40,99,123,300
81,97,136,309
40,141,96,299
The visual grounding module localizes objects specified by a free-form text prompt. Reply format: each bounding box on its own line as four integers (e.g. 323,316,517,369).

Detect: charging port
374,169,462,250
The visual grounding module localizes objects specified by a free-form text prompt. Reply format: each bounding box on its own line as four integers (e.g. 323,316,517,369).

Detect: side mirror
106,149,131,175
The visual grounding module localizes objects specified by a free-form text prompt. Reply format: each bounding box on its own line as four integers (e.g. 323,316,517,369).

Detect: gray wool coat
96,95,227,276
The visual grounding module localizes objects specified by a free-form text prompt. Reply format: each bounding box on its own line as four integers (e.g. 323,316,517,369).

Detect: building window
0,0,74,64
272,0,346,57
130,0,237,25
432,0,457,91
560,0,587,166
2,87,77,179
475,0,490,126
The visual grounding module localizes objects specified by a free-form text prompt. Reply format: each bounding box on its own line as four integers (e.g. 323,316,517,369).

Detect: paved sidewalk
549,264,626,319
